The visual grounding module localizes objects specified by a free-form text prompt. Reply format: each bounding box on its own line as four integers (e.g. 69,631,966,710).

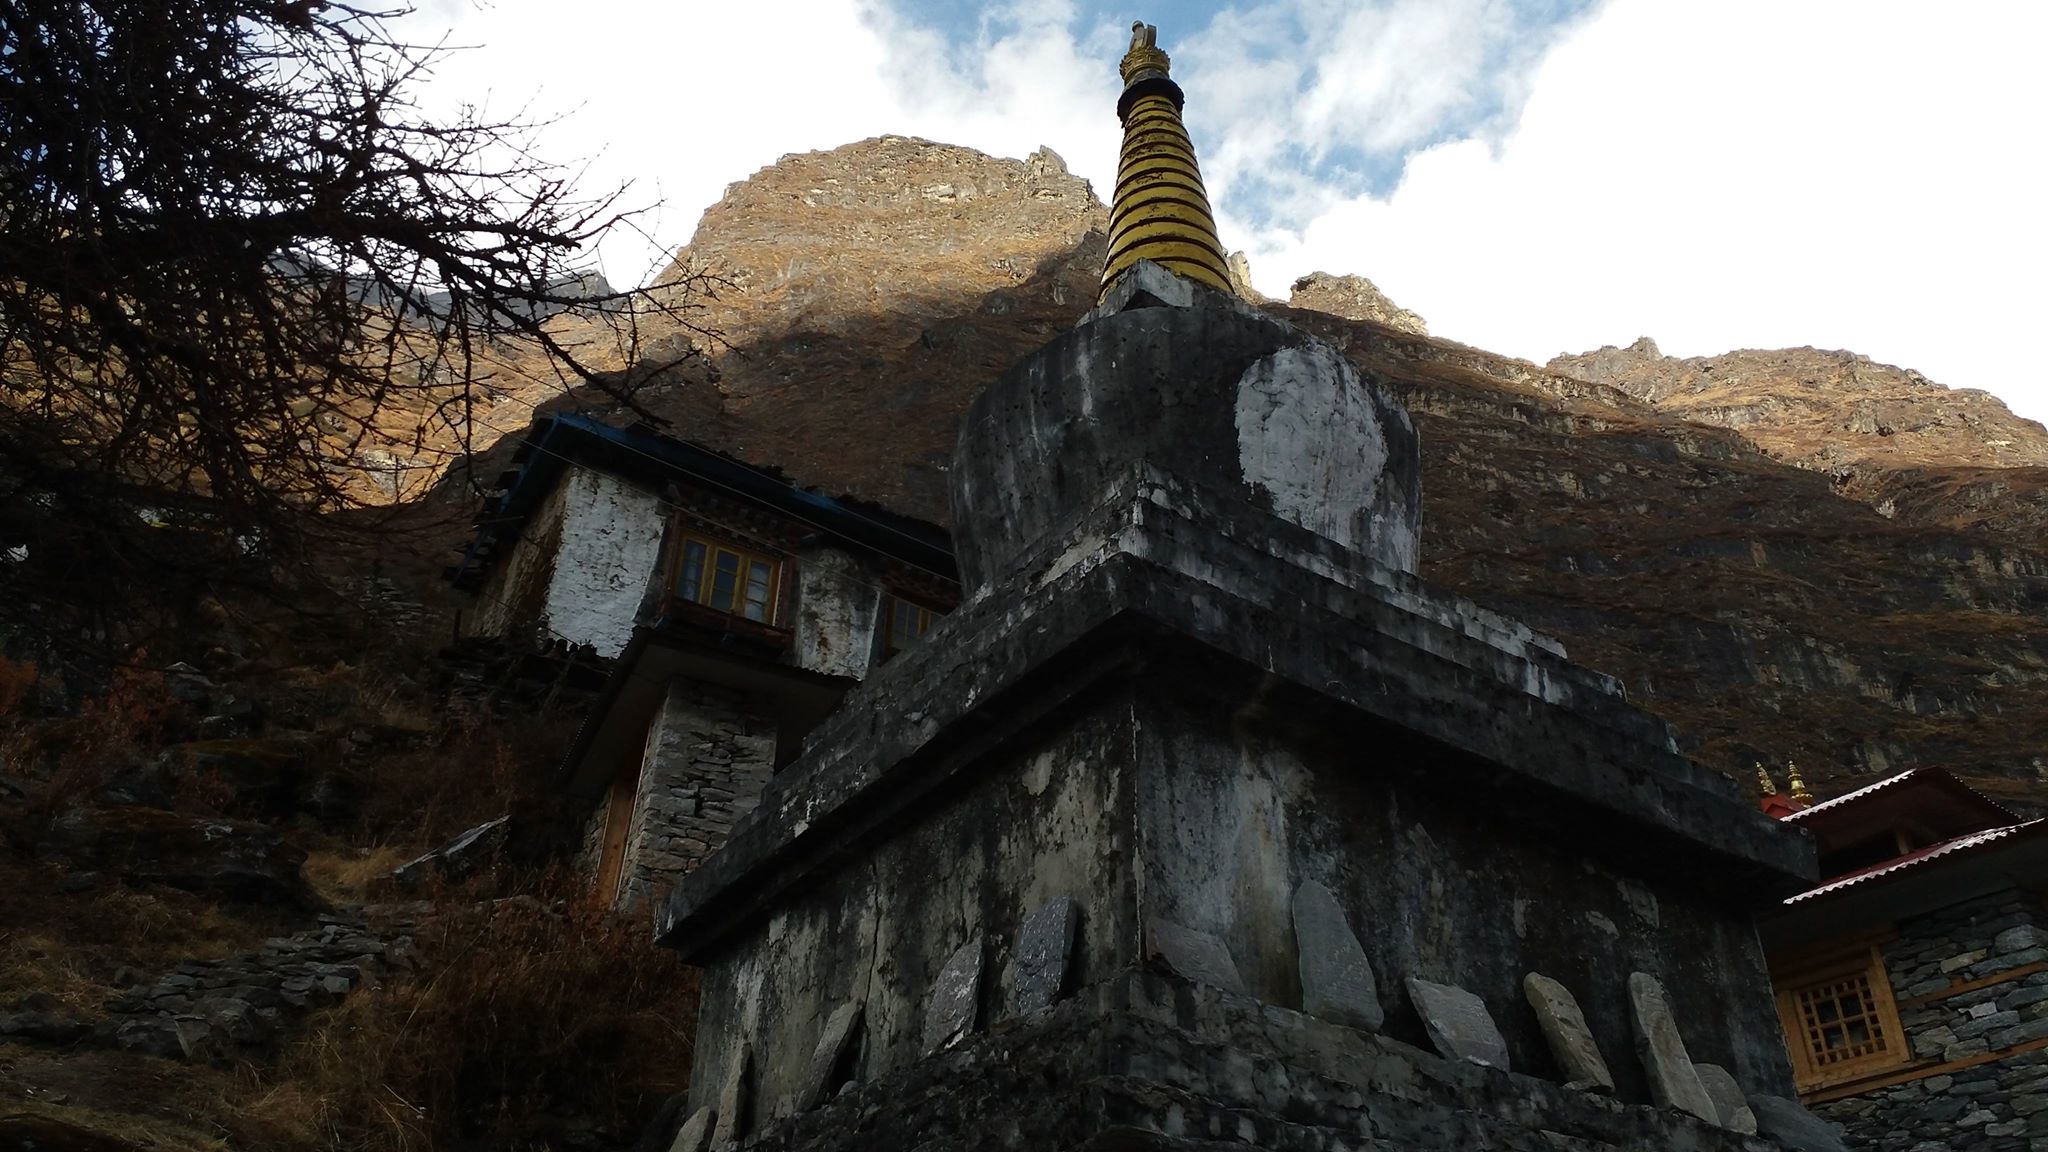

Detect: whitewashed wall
793,545,884,680
543,466,667,658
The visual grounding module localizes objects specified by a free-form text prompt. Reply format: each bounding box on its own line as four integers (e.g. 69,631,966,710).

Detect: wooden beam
1802,1036,2048,1105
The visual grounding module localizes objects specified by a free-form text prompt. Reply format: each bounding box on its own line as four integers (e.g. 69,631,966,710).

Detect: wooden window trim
1776,943,1910,1092
883,592,943,655
667,527,784,627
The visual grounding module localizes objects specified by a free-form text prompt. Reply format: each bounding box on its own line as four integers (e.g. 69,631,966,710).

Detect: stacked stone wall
616,680,775,912
1817,888,2048,1150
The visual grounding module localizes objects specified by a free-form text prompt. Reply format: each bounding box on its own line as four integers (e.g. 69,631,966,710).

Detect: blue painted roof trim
448,413,956,589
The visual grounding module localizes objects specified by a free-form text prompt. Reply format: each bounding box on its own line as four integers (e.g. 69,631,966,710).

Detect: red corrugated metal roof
1782,767,2019,825
1784,819,2047,905
1782,769,1927,822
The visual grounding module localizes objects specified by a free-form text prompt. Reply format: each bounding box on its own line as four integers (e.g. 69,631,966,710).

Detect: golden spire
1787,761,1813,803
1757,762,1776,796
1100,22,1234,299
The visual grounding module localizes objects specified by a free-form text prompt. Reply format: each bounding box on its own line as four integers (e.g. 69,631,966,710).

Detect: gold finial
1120,22,1171,86
1757,762,1776,796
1100,22,1235,299
1788,761,1812,803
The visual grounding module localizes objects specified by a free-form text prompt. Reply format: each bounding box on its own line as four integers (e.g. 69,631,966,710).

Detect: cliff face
631,136,1108,519
1548,338,2048,476
610,137,2047,806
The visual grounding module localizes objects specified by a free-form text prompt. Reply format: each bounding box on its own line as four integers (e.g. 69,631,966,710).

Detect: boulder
1405,977,1510,1070
1293,880,1382,1032
1146,918,1246,995
47,805,310,905
1626,972,1717,1122
1693,1062,1758,1133
0,1114,141,1152
389,815,509,889
1004,896,1078,1017
1749,1094,1850,1152
158,739,306,818
1523,973,1613,1092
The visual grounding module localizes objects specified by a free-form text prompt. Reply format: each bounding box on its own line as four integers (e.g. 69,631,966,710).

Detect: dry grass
0,856,279,1009
241,891,698,1152
301,844,415,906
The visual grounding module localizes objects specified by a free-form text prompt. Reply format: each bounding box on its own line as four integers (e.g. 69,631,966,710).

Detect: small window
885,594,941,654
673,532,780,624
1775,945,1908,1090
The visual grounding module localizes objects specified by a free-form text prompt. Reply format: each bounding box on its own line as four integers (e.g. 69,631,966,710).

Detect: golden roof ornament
1756,762,1776,796
1100,22,1235,299
1787,761,1812,803
1119,22,1171,86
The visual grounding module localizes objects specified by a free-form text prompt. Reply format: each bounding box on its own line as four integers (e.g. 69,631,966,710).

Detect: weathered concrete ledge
722,969,1790,1151
658,476,1813,961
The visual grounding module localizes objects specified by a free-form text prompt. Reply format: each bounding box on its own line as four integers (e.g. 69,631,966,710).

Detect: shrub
247,889,697,1152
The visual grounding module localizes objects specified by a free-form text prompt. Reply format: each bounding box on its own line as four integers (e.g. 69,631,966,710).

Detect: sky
397,0,2048,422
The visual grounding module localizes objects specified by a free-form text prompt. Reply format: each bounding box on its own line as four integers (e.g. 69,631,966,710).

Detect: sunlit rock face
950,262,1421,595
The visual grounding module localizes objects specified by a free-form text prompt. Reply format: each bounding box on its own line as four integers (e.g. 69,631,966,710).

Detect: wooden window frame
668,528,784,627
1775,942,1910,1091
883,592,942,655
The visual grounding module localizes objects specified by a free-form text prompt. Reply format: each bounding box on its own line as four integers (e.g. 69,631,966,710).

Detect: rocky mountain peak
1287,271,1428,335
1549,341,2048,476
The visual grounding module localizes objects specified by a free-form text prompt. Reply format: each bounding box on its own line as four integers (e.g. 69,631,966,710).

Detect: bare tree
0,0,712,512
0,0,711,664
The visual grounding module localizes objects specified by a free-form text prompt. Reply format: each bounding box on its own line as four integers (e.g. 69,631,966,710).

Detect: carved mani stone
708,1043,750,1150
923,937,983,1054
1404,977,1510,1070
1006,896,1079,1016
1522,973,1614,1093
669,1107,714,1152
1748,1094,1851,1152
1693,1062,1759,1134
1292,880,1383,1032
796,1000,864,1110
1626,972,1718,1123
1145,917,1246,994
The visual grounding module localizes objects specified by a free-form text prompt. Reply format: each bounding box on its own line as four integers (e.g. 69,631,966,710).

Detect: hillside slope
542,136,2048,806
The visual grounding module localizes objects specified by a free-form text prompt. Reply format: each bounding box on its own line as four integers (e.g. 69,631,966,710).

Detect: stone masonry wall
1817,888,2048,1151
615,679,776,912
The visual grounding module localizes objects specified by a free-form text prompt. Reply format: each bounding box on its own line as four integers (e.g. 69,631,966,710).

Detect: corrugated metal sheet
1785,820,2046,905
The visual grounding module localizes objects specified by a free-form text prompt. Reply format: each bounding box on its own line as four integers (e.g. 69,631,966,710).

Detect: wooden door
592,759,641,906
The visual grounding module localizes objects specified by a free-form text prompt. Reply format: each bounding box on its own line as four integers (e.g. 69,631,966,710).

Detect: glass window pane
710,551,739,611
742,560,772,621
678,541,706,602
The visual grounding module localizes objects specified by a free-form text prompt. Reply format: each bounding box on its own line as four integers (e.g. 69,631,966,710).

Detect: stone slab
1749,1094,1849,1152
1692,1063,1757,1134
1005,896,1079,1016
1292,880,1382,1032
1146,918,1245,995
922,938,982,1054
1627,972,1717,1122
1523,972,1613,1093
709,1043,750,1150
668,1107,714,1152
795,1000,864,1111
1405,977,1509,1070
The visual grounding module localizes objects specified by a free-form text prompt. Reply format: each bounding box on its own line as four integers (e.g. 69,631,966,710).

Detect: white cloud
1232,0,2048,421
393,0,907,287
396,0,2048,423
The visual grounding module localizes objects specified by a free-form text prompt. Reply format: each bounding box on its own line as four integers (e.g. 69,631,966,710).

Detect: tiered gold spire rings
1100,22,1234,299
1787,761,1813,803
